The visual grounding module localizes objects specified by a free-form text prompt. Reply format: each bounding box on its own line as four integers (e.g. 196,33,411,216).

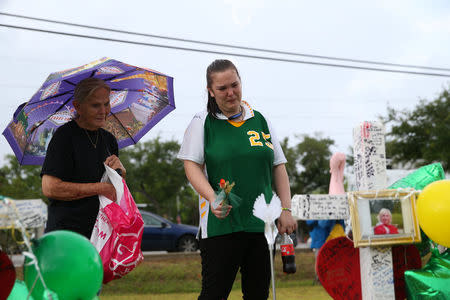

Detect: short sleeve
41,126,74,180
177,111,207,164
266,118,287,166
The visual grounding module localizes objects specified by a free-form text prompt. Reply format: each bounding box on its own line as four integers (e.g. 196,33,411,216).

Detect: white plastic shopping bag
90,164,144,283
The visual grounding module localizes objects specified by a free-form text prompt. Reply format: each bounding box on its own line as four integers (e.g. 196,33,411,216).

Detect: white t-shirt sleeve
266,117,287,166
177,111,207,164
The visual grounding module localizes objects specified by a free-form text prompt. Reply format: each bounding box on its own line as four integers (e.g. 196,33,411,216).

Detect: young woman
178,59,297,299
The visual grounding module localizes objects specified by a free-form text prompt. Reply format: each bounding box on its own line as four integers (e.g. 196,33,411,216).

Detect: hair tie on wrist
282,207,291,212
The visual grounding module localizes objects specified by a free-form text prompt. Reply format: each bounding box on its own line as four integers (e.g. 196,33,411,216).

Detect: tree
281,135,335,194
281,135,335,243
280,137,299,189
177,187,199,226
295,135,335,194
120,138,197,223
0,155,43,200
382,88,450,170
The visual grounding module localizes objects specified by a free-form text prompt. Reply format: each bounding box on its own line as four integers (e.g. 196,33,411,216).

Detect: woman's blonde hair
377,208,392,222
73,78,110,104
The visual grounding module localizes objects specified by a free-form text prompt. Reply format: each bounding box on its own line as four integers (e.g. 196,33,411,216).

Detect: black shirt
41,120,118,238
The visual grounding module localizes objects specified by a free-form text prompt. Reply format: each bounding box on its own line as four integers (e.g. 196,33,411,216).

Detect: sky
1,0,450,166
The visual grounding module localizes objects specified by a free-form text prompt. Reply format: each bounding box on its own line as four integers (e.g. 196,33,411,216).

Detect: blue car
140,210,199,252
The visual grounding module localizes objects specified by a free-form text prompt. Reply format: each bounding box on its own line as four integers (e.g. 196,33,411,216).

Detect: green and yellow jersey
178,101,287,238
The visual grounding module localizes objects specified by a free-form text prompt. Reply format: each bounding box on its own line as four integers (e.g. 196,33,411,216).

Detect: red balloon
0,250,16,299
317,237,422,300
392,245,421,300
317,237,362,300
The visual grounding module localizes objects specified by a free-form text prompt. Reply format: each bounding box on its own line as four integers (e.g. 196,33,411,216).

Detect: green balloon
389,163,445,190
24,230,103,300
405,248,450,299
42,289,59,300
7,280,34,300
388,163,445,256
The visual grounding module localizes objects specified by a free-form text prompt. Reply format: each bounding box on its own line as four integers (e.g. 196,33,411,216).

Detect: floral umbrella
2,58,175,165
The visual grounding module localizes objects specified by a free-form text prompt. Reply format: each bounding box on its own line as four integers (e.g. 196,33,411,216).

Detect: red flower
219,179,226,189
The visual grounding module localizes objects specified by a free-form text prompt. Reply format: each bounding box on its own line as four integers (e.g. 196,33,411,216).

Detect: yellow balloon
417,179,450,247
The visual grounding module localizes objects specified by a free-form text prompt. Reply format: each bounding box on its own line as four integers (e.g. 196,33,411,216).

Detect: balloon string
27,270,39,300
23,251,51,295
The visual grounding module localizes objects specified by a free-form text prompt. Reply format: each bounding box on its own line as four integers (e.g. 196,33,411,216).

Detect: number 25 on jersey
247,131,273,149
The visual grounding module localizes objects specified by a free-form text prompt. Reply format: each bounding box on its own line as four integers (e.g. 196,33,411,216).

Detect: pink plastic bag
90,164,144,283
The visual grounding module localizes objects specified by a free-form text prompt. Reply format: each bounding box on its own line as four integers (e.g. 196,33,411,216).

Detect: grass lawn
99,249,331,299
100,286,331,299
15,249,331,299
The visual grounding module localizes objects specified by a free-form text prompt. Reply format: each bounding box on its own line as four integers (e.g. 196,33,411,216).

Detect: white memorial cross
291,121,396,300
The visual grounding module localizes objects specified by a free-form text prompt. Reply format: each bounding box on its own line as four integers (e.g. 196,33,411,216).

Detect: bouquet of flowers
212,179,241,217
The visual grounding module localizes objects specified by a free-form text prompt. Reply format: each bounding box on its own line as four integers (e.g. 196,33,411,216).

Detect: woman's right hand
183,160,232,218
210,199,232,219
98,182,116,202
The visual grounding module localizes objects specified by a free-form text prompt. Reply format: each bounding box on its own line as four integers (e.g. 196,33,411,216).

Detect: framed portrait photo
348,189,421,247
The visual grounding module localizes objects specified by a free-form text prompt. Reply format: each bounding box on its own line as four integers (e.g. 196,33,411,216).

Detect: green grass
100,285,331,300
15,249,331,299
100,249,323,297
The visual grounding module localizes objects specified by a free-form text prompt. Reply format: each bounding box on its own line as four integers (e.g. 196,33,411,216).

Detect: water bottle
280,233,296,274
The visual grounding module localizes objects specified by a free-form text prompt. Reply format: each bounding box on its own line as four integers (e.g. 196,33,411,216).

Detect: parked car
139,210,199,252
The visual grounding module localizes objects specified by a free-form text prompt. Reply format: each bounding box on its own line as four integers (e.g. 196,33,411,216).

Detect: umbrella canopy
3,58,175,165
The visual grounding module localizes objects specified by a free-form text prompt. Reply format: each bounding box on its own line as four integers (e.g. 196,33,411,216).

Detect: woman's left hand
104,155,126,178
277,210,297,234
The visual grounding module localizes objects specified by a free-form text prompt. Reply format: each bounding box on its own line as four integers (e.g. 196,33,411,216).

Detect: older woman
178,59,297,299
374,208,399,235
41,78,126,239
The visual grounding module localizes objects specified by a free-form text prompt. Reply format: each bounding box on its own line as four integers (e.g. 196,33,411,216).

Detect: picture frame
348,189,421,247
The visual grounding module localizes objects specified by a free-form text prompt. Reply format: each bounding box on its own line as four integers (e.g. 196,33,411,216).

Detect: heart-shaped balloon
317,237,361,300
392,245,421,299
0,250,16,300
317,237,421,300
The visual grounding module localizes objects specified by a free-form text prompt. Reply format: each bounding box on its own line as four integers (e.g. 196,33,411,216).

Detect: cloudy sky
1,0,449,165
